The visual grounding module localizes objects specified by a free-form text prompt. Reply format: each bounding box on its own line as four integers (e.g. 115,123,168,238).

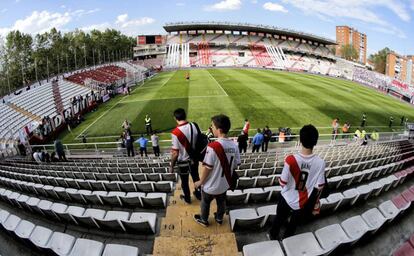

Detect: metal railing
28,131,409,157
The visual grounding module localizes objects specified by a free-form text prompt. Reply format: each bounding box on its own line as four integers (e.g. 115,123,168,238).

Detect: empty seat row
243,187,414,256
0,173,175,193
0,188,157,234
0,209,140,256
0,167,178,182
229,169,412,230
227,186,281,205
0,179,168,208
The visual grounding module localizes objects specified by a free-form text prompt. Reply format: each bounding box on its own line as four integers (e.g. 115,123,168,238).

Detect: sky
0,0,413,56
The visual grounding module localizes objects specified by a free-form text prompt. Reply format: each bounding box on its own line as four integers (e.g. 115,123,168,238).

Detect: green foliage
340,44,359,62
368,47,391,74
0,28,136,96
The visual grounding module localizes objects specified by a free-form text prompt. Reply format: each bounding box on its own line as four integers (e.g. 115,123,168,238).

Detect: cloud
0,9,101,37
263,2,288,12
176,2,186,6
205,0,242,11
281,0,410,38
81,15,156,36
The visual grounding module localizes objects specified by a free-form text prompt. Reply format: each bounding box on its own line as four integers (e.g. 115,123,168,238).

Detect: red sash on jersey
209,141,233,189
286,155,308,209
172,127,192,156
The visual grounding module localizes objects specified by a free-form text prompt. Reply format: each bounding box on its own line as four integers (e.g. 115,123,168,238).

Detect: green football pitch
59,69,414,143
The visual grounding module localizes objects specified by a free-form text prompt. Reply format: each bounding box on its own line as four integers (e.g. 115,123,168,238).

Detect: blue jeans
201,190,226,222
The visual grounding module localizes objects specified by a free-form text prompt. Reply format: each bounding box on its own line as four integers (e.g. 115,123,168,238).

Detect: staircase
52,80,65,114
153,180,238,255
7,103,42,122
249,44,273,67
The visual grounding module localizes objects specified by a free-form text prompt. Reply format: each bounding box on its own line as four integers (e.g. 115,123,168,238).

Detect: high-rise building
386,52,410,84
336,26,367,64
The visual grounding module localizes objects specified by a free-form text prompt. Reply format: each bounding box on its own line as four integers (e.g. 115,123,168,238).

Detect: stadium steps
153,180,238,256
6,103,42,122
52,81,65,113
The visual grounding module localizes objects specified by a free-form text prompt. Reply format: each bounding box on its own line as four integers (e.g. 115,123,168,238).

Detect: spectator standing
125,132,135,157
262,126,272,152
342,122,350,139
151,132,160,157
237,131,248,153
371,130,379,142
193,114,240,227
54,139,67,161
136,135,148,157
17,140,26,156
243,119,250,136
389,116,394,128
252,129,264,153
354,128,362,141
268,125,326,240
145,114,152,135
122,119,131,130
361,113,367,127
169,108,202,204
33,149,43,164
331,118,339,140
401,116,405,126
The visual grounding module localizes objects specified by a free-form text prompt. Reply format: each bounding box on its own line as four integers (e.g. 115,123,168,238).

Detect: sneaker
193,214,209,227
213,213,223,225
179,195,191,204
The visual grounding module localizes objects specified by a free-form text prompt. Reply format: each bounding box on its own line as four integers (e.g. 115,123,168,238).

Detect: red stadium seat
401,189,414,202
393,242,414,256
391,194,410,209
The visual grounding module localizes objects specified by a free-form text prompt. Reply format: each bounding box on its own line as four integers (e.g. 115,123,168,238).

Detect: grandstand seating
1,139,413,255
66,65,128,86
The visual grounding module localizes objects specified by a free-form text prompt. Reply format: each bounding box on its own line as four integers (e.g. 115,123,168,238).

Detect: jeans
238,144,247,153
179,162,201,201
139,147,148,157
200,190,226,222
126,146,135,157
262,140,269,152
252,144,261,153
153,146,160,156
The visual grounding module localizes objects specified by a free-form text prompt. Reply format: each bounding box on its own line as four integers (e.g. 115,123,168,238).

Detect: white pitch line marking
206,70,229,96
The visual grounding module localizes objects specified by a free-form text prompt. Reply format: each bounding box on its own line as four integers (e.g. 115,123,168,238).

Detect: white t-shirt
202,138,241,195
151,135,159,147
171,122,198,162
33,152,42,163
279,153,326,210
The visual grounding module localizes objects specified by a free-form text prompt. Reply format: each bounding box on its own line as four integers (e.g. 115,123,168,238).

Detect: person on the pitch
145,114,152,135
185,72,190,81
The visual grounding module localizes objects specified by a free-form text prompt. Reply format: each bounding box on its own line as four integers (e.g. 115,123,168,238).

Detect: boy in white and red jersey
169,108,201,204
268,124,326,240
193,114,240,227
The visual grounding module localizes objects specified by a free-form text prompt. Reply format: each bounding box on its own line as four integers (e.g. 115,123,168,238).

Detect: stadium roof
164,21,336,45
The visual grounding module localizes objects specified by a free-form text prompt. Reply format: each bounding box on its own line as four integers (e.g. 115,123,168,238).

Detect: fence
28,131,410,157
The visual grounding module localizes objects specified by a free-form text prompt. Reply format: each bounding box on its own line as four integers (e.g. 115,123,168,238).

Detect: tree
340,44,359,62
368,47,391,74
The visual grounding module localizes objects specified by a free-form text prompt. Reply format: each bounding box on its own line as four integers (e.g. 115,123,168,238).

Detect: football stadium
0,1,414,256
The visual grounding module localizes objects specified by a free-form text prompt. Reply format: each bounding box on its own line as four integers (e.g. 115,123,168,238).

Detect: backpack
190,122,209,161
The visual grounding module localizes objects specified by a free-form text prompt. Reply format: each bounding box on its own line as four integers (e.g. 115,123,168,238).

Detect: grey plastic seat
341,215,369,244
243,241,284,256
154,181,173,192
361,208,386,234
15,194,30,209
229,208,265,231
315,224,352,253
341,174,353,187
58,206,86,224
136,181,154,192
355,185,372,203
342,189,359,207
255,176,274,187
378,200,401,222
368,181,384,197
44,232,76,255
237,177,256,189
226,190,248,205
95,211,129,231
120,181,137,192
120,212,157,234
161,173,177,182
50,203,68,221
29,226,53,248
101,191,125,206
25,197,41,212
74,208,106,228
2,214,21,232
68,238,104,256
283,232,326,256
84,191,107,205
257,204,277,226
102,244,140,256
141,193,167,208
320,193,343,213
327,176,342,189
6,192,20,206
121,192,144,207
14,220,35,240
245,188,270,203
264,186,282,201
